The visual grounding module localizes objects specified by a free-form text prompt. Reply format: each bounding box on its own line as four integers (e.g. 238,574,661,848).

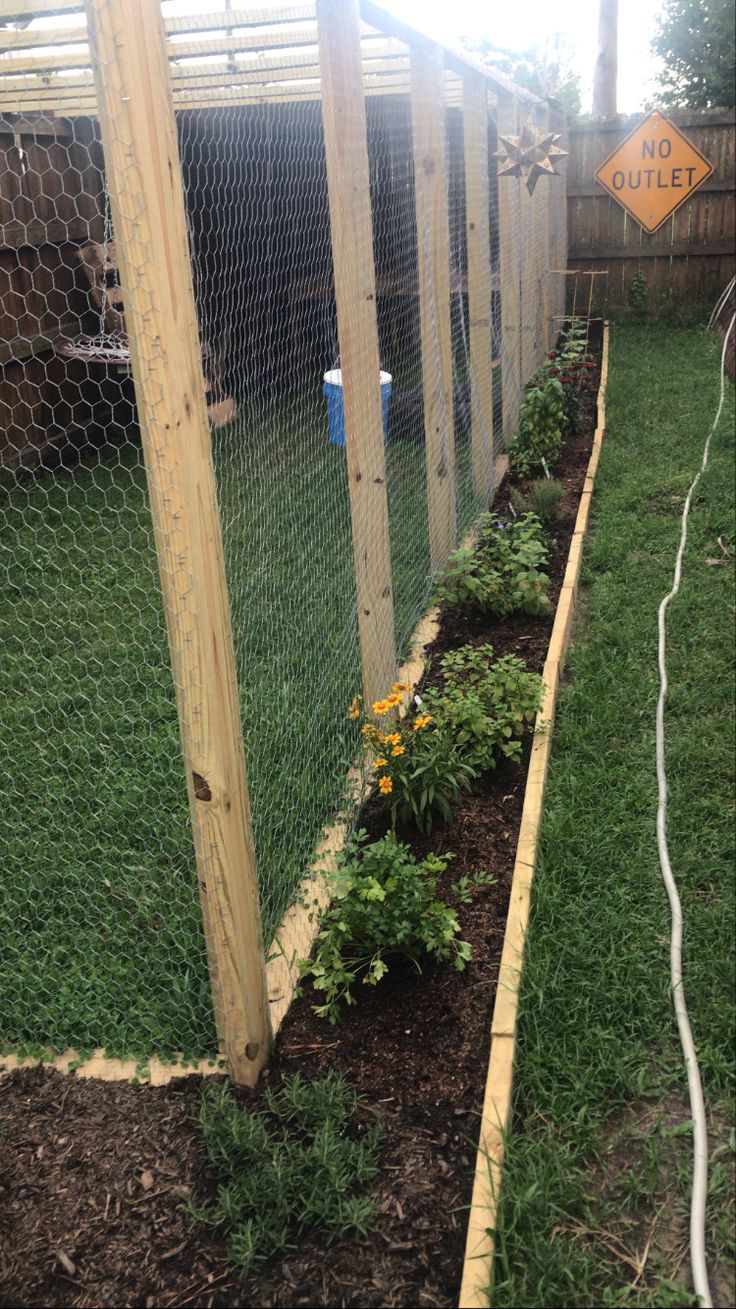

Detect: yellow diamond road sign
595,109,713,234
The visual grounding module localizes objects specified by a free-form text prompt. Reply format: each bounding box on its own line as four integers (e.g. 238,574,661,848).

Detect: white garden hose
655,308,735,1309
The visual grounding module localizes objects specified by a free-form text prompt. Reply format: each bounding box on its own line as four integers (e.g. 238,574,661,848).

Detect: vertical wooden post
463,71,494,504
410,38,456,571
316,0,396,709
85,0,270,1085
496,92,522,446
519,116,536,386
537,103,552,358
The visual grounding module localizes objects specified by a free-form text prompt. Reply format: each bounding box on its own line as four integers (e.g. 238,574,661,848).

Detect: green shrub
426,643,543,773
356,687,476,833
510,478,564,525
192,1071,381,1274
301,831,480,1021
510,377,565,477
434,513,551,618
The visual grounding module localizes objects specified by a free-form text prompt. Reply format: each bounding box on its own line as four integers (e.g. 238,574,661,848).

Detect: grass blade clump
192,1070,382,1275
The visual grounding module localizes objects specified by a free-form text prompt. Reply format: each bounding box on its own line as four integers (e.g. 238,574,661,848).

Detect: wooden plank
463,71,493,500
316,0,396,710
0,56,413,98
0,0,83,16
410,36,456,570
0,316,86,364
569,240,734,259
0,113,75,137
568,177,734,197
496,93,522,446
0,8,318,50
568,109,735,132
84,0,270,1087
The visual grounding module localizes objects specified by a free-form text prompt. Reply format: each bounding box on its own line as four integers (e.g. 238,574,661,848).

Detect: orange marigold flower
386,692,402,707
391,745,406,757
362,724,375,735
378,776,393,794
374,757,388,768
383,732,401,746
413,714,433,730
392,681,410,694
372,698,391,715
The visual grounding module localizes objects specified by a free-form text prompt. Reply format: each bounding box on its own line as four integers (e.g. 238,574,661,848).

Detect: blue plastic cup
323,369,392,446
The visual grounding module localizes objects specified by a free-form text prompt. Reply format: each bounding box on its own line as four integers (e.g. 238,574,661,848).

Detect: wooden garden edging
458,324,610,1309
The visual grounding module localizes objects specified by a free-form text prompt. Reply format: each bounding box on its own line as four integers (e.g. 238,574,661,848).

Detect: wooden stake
496,93,523,445
410,37,456,571
463,71,494,502
85,0,270,1086
316,0,396,709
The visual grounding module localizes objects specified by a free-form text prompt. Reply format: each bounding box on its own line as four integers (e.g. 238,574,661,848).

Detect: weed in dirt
191,1071,381,1277
511,478,565,525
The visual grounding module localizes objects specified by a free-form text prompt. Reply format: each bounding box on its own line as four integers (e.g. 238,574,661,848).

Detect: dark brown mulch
0,330,602,1309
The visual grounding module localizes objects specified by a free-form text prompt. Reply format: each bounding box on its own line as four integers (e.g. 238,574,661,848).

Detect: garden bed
0,325,604,1309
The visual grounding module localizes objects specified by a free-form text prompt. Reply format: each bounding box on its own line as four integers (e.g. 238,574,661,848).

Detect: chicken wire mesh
0,0,565,1062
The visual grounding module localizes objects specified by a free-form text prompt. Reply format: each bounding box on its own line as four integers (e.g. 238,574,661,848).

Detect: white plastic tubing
655,308,735,1309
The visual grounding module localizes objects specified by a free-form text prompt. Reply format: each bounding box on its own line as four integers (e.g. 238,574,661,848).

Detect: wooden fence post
496,92,523,445
463,71,494,503
410,38,456,571
316,0,396,709
85,0,271,1085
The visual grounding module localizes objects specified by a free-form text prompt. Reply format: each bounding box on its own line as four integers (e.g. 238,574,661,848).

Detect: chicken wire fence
0,0,565,1066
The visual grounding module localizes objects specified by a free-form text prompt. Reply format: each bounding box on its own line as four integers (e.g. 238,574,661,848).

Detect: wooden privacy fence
567,108,735,315
0,0,567,1082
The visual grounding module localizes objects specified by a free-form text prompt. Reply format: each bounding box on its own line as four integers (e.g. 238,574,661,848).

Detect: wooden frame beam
316,0,396,709
85,0,271,1086
410,37,456,570
463,71,494,503
496,93,523,445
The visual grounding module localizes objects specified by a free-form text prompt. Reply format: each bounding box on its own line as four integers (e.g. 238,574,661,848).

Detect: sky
386,0,666,113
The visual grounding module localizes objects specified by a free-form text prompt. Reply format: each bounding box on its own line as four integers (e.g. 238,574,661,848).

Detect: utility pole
593,0,618,117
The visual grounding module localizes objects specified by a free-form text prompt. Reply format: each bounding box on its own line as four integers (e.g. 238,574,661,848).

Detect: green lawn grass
0,388,481,1059
491,323,735,1307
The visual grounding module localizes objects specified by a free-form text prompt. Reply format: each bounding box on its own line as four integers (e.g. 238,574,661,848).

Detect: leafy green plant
192,1071,381,1274
628,268,648,313
301,830,482,1021
354,684,476,832
510,376,565,476
511,478,564,525
434,514,551,618
426,643,543,772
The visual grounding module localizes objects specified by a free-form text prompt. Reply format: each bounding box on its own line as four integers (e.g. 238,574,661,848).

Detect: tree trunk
593,0,618,117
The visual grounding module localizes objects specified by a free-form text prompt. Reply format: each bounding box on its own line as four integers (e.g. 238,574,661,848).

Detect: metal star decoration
494,121,569,195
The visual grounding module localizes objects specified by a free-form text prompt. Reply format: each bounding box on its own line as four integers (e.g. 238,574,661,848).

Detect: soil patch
0,326,603,1308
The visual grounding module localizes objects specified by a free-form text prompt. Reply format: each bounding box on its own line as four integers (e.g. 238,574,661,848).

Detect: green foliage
510,378,565,477
356,689,476,833
426,643,543,773
434,514,551,618
192,1071,381,1274
511,478,564,525
301,831,475,1021
652,0,735,109
628,269,648,313
381,719,477,833
464,35,582,116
